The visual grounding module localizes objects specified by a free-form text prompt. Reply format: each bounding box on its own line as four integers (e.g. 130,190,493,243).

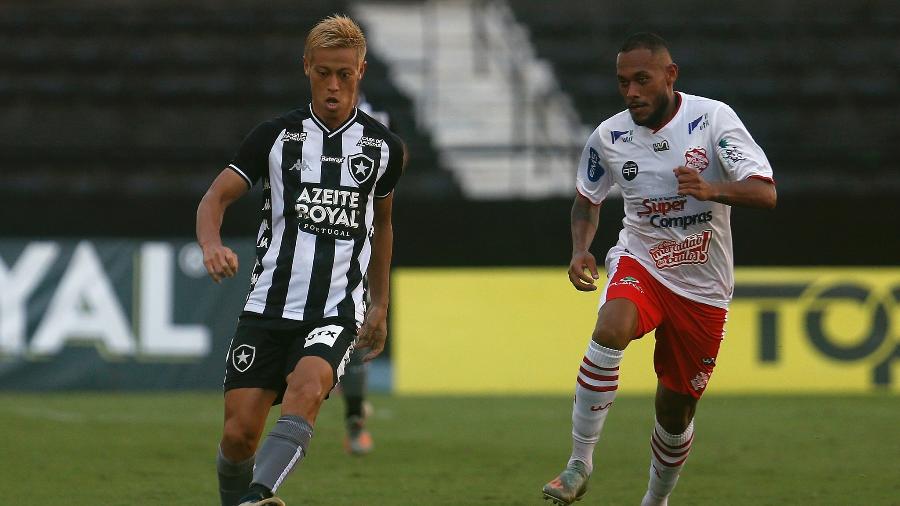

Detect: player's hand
569,250,600,291
674,166,715,201
201,243,239,283
357,305,388,362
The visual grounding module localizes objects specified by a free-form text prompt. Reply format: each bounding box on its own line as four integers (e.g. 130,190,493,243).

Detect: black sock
345,395,364,420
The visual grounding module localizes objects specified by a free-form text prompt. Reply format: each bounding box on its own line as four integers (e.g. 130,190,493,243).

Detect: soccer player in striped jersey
197,15,405,506
541,33,776,505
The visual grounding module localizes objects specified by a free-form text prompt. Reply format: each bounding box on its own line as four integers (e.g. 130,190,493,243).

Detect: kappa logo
289,159,312,172
347,153,375,185
282,131,308,143
356,136,384,148
587,147,605,182
305,324,344,348
684,147,710,172
232,344,256,373
653,139,670,152
611,129,634,144
688,114,709,134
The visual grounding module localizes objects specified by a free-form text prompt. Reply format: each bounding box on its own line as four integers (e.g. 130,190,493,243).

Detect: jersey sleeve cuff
374,189,394,199
745,174,775,184
576,186,603,206
228,164,253,188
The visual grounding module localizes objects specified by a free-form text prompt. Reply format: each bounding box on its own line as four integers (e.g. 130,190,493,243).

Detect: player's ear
303,55,310,76
666,62,679,86
358,59,367,80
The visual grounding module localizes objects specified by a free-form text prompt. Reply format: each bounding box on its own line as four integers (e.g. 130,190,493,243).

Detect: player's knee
591,325,631,350
221,419,260,459
285,375,329,406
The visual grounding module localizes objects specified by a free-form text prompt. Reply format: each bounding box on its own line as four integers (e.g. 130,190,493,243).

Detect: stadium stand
0,0,459,200
508,0,900,194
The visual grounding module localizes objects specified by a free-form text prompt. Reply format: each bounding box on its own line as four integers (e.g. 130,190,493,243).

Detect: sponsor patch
688,113,709,134
622,160,639,181
717,138,746,165
294,183,364,239
587,147,604,182
684,147,710,172
611,129,633,143
305,324,344,348
357,136,384,148
347,153,375,185
648,229,713,269
321,155,345,164
282,131,308,143
653,139,670,152
231,344,256,372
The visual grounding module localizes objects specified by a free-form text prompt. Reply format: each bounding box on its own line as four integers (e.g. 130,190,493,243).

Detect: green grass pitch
0,393,896,505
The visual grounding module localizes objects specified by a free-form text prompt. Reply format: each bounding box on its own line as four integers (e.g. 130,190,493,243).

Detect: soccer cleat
542,460,590,505
237,494,286,506
344,415,374,456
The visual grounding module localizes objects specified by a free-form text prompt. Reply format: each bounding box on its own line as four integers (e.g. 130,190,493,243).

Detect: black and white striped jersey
227,104,404,324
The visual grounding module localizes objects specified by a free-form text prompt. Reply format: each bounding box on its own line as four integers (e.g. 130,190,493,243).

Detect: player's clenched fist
674,166,715,201
202,243,239,283
569,250,600,291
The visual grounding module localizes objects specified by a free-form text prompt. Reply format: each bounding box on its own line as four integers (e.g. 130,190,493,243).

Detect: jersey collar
649,91,683,134
308,103,359,138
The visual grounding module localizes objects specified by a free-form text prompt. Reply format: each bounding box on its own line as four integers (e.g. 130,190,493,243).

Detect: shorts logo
611,129,633,143
232,344,256,373
282,131,307,143
611,275,644,294
622,161,639,181
701,357,716,366
305,324,344,348
690,371,711,391
653,140,670,152
347,153,375,185
587,147,604,182
649,229,713,269
684,147,710,172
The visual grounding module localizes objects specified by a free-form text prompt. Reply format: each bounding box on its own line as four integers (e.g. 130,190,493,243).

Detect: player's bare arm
196,169,249,283
357,193,394,361
569,193,602,291
674,166,777,209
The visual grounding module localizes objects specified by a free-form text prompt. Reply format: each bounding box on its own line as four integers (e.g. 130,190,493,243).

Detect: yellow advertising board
393,267,900,394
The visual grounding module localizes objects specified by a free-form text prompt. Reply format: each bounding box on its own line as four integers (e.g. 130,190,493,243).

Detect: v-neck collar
308,103,358,138
649,91,683,134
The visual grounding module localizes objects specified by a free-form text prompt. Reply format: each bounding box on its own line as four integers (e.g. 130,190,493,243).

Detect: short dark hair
620,32,670,54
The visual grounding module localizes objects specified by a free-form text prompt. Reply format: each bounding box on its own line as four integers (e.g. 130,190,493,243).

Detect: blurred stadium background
1,0,898,504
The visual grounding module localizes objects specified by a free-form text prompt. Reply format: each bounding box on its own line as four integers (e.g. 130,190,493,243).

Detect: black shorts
223,314,358,404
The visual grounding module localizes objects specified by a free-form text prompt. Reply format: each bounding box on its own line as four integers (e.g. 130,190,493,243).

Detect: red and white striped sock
641,419,694,506
568,341,623,474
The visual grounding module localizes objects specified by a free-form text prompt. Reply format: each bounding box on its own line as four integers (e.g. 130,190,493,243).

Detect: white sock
568,341,623,474
641,418,694,506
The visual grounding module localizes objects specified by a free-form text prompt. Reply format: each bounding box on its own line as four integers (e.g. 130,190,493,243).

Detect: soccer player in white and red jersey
542,32,776,505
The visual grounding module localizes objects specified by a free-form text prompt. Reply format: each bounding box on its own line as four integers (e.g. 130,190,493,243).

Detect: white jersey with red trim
575,92,774,307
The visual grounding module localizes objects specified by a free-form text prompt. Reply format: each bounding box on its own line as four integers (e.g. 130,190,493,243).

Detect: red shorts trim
602,256,727,398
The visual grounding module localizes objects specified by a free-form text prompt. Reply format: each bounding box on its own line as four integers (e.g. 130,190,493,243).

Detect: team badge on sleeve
232,344,256,372
347,153,375,185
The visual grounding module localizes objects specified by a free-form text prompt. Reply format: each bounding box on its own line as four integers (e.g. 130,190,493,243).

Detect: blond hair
304,14,367,63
